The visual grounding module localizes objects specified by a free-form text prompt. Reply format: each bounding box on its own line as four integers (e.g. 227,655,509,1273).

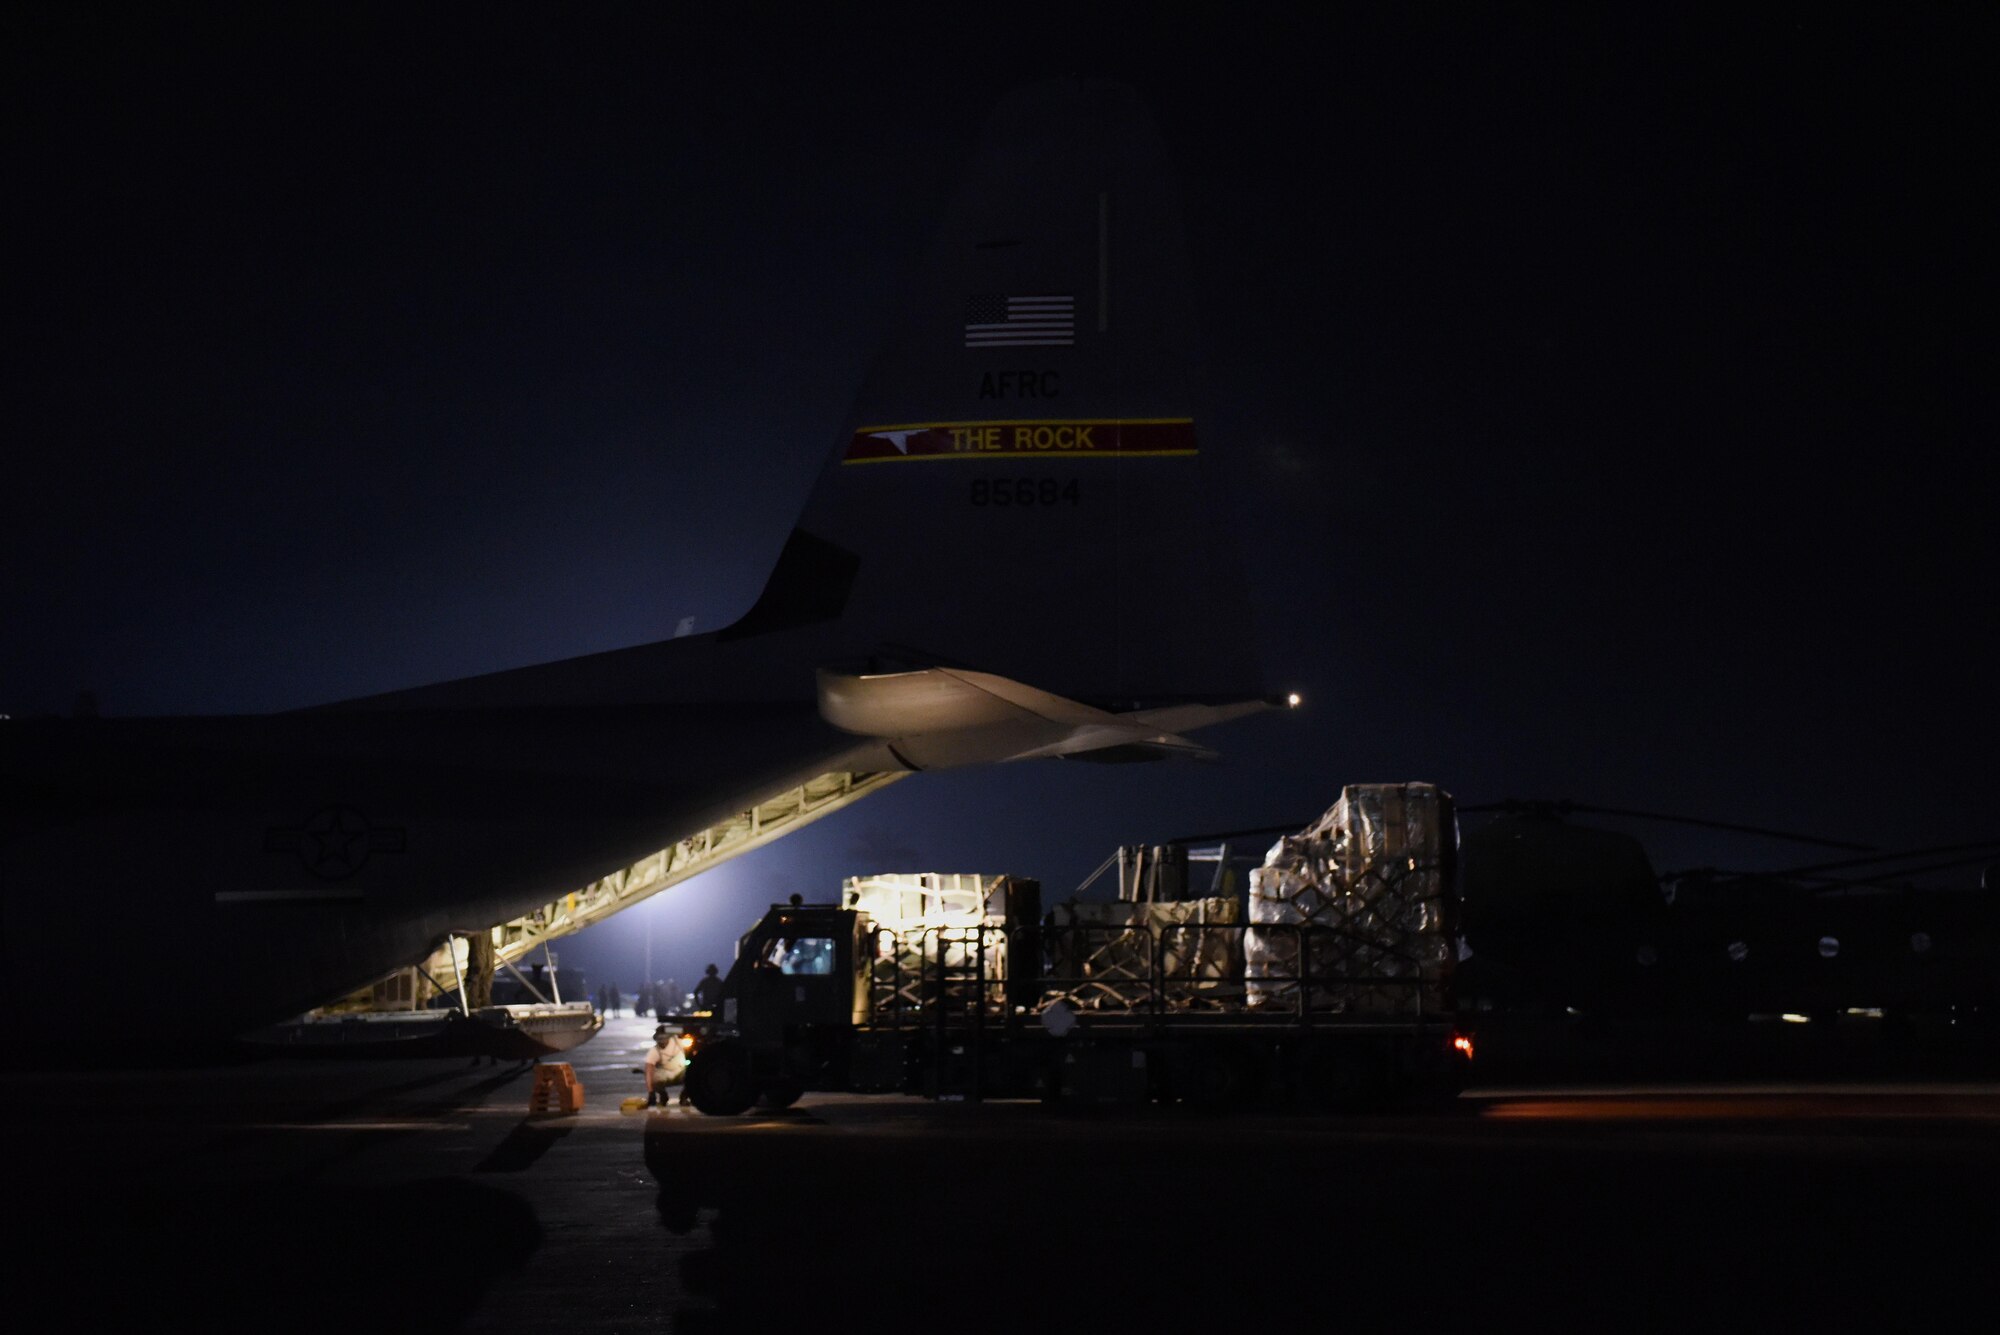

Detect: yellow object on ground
619,1096,648,1114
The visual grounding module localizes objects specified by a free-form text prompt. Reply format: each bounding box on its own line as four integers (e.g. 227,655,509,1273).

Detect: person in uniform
692,963,723,1012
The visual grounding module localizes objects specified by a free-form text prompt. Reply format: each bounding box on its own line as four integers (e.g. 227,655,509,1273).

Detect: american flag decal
964,294,1075,347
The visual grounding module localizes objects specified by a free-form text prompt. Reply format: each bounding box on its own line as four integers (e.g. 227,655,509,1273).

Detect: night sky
5,8,1993,991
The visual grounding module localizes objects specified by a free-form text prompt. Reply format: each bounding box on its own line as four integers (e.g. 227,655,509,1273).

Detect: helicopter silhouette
1454,801,2000,1037
1166,799,2000,1056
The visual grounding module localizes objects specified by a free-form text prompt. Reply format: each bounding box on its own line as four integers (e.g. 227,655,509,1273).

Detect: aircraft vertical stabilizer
763,79,1261,707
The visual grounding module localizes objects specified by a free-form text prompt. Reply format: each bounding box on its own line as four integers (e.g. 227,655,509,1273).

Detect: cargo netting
1246,783,1456,1014
1045,898,1243,1010
846,873,1012,1020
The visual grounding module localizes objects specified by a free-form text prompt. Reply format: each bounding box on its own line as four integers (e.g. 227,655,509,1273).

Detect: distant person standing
637,982,654,1018
662,977,681,1015
594,983,609,1015
608,982,622,1017
692,964,723,1012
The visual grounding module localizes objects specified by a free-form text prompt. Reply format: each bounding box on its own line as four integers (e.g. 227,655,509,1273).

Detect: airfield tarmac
9,1014,1998,1333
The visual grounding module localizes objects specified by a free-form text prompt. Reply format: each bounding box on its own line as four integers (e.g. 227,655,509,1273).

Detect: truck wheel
686,1042,755,1116
1299,1044,1389,1113
1180,1042,1264,1108
756,1080,804,1110
1037,1060,1065,1107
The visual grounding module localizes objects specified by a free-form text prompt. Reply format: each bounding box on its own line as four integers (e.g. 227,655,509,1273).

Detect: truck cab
721,899,869,1031
686,899,874,1113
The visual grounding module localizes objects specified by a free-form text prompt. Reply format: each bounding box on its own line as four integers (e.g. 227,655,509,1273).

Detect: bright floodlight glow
1286,692,1302,708
1780,1013,1811,1024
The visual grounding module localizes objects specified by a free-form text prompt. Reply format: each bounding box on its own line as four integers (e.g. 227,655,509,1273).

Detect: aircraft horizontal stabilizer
816,667,1262,769
1012,726,1219,764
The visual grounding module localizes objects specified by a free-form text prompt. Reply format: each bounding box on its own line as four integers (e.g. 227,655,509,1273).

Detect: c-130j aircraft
1,82,1282,1044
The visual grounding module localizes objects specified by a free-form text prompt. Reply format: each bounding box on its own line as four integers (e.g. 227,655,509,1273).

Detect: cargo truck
682,783,1475,1113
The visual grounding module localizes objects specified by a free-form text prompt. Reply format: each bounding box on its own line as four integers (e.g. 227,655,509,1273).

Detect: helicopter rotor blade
1459,799,1874,852
1768,839,2000,879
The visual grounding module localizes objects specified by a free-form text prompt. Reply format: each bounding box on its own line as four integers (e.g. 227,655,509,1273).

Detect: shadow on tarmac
21,1177,542,1333
11,1060,549,1333
644,1103,2000,1333
474,1118,576,1173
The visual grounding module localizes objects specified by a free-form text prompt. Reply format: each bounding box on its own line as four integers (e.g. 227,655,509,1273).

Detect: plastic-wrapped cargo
843,872,1003,929
1047,898,1242,1010
1245,783,1457,1014
844,873,1011,1016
